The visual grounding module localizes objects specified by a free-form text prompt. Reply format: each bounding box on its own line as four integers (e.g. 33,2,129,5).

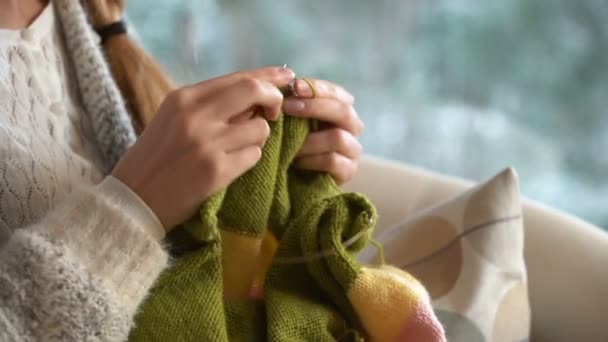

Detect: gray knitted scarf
53,0,137,173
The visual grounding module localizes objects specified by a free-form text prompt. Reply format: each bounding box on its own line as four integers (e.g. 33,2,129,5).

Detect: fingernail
294,79,313,98
280,66,296,79
283,98,305,113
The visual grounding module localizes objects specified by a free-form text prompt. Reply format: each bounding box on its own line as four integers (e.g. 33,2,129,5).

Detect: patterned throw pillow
359,168,530,342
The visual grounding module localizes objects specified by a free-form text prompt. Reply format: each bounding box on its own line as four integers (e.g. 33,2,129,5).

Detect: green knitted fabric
129,110,376,341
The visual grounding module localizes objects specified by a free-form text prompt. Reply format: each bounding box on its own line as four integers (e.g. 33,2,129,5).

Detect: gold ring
300,78,317,99
299,78,319,131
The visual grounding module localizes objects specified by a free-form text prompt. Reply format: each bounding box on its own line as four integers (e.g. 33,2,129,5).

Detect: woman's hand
283,79,364,185
112,67,295,231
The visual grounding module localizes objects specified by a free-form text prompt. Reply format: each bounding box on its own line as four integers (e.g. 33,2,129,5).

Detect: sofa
344,156,608,342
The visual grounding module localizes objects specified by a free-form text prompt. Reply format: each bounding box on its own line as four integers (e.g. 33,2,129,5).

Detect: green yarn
129,108,377,341
369,238,386,266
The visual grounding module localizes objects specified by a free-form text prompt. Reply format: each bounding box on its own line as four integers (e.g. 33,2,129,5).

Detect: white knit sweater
0,2,167,341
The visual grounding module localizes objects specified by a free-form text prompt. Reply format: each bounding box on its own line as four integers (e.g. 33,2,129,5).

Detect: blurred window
127,0,608,229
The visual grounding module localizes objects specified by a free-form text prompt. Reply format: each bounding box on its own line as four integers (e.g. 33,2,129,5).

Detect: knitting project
130,105,445,341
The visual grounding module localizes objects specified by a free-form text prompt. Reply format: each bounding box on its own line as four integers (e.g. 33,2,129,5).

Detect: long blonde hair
85,0,175,133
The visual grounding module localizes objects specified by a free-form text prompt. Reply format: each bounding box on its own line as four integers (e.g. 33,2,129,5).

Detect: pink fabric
398,302,446,342
248,286,264,300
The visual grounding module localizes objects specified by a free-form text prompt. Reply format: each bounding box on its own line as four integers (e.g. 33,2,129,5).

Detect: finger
283,98,364,136
297,129,362,159
295,152,358,185
225,145,263,180
188,66,295,98
292,79,354,105
221,117,271,153
205,78,285,121
229,109,256,124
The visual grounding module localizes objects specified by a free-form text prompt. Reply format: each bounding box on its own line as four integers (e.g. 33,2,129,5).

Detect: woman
0,0,363,340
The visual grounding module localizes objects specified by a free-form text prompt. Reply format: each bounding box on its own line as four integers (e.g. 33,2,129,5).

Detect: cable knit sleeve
0,176,169,341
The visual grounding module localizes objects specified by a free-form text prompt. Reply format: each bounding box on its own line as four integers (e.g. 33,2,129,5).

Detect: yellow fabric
252,232,280,290
220,230,263,298
348,266,429,341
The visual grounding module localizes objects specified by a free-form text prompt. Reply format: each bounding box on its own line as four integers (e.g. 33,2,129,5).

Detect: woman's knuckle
250,146,263,161
354,140,364,156
327,152,342,169
250,118,270,143
356,118,364,135
346,105,358,120
334,168,347,183
270,67,285,79
241,77,263,95
344,108,360,133
338,109,351,126
170,89,190,111
235,70,251,79
348,93,356,104
326,84,339,98
314,80,327,95
340,86,355,104
331,129,348,148
190,141,208,162
272,87,284,103
259,119,271,137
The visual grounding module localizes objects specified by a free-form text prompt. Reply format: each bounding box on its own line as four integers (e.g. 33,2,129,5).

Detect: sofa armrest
522,201,608,342
345,156,608,342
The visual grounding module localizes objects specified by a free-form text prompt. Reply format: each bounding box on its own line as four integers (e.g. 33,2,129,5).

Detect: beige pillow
359,168,530,342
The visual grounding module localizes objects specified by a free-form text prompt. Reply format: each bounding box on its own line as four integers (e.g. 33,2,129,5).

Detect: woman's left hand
283,79,363,185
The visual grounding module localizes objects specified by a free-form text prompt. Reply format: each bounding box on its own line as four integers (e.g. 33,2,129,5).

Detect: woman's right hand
112,67,295,232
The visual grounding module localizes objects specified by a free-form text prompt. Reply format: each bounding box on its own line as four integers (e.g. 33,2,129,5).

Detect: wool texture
0,2,168,341
130,113,446,341
53,0,137,172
